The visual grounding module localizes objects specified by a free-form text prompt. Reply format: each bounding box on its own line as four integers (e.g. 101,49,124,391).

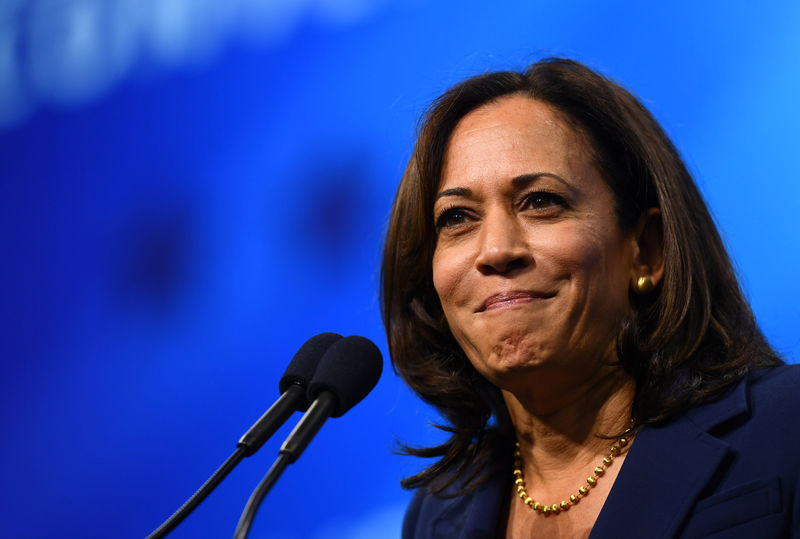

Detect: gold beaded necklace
513,433,631,514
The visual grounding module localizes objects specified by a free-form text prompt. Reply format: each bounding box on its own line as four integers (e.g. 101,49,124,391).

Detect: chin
475,349,552,387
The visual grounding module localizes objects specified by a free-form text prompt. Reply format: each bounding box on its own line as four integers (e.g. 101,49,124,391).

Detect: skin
432,94,663,537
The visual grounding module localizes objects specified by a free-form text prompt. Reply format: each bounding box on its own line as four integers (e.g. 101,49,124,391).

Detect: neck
503,364,634,475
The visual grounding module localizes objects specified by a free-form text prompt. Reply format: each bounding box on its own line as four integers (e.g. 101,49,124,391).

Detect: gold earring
635,276,654,294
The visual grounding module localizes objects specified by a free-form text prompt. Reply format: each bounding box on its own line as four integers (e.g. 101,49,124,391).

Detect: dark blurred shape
113,195,195,316
288,146,374,270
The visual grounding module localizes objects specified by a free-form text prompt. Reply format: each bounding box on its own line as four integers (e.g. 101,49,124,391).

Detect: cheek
431,251,448,304
432,247,466,308
539,223,631,302
532,225,605,276
557,225,633,309
431,251,447,297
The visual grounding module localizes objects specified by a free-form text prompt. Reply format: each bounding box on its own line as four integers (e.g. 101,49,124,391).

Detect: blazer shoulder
401,468,510,538
402,488,426,539
736,364,800,443
400,486,468,539
748,363,800,408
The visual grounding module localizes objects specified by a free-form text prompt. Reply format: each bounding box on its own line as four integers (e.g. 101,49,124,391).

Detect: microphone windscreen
278,333,343,398
307,335,383,417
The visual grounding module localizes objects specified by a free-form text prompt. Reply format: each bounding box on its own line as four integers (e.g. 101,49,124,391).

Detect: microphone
281,335,383,461
147,333,342,539
233,335,383,539
238,332,343,455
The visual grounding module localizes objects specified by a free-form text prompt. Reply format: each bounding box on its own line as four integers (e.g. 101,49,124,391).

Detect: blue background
2,1,799,538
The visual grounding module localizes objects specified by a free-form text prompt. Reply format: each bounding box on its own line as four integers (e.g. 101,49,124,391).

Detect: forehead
439,94,594,191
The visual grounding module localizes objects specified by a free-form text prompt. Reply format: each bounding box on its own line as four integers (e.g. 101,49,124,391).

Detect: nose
474,210,533,275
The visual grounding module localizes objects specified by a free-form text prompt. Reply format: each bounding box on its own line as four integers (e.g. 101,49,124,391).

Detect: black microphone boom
233,335,383,539
146,333,342,539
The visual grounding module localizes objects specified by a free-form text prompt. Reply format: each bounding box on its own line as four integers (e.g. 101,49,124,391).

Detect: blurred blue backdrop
1,1,799,537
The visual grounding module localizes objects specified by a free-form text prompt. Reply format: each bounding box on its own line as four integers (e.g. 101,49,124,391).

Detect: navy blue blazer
403,365,800,538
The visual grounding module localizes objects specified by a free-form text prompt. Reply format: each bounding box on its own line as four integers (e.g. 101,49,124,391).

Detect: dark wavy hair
380,57,782,494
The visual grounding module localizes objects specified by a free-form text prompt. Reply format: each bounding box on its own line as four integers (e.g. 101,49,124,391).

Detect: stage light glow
0,0,395,131
0,20,31,128
26,0,137,105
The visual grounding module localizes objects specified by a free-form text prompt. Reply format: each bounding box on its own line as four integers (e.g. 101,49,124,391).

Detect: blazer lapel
591,378,750,538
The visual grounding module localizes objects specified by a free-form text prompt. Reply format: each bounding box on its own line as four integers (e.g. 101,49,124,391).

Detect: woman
381,58,799,538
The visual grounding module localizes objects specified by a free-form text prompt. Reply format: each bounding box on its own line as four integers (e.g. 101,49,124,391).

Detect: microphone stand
232,392,337,539
147,384,306,539
147,448,246,539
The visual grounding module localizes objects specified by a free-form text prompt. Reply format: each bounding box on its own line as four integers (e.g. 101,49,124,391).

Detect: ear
630,208,664,291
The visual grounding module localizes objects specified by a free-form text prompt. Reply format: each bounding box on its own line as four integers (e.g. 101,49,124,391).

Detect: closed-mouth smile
479,291,555,312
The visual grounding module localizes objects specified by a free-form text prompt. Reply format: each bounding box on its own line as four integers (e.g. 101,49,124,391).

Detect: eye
435,208,471,229
522,190,566,210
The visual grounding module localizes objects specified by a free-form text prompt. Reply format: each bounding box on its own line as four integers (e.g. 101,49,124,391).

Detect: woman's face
432,95,638,392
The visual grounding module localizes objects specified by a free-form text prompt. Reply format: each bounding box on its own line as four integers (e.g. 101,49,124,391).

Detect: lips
480,290,555,312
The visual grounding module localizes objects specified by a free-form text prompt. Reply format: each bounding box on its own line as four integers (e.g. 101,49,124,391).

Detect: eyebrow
511,172,569,189
434,173,569,202
435,187,472,201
